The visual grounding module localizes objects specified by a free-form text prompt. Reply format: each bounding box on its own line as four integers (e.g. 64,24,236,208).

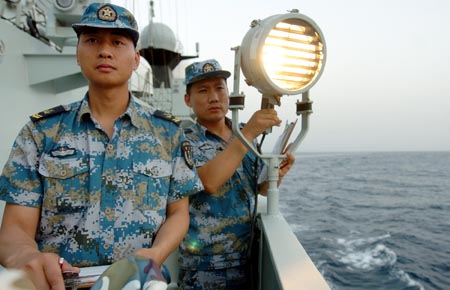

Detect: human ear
184,94,192,107
133,51,140,70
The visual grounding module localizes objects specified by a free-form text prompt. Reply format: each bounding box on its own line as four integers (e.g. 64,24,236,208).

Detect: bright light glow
240,12,326,95
262,21,324,92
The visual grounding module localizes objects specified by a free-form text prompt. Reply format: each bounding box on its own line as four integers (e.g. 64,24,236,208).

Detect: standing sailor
178,59,295,289
0,3,202,290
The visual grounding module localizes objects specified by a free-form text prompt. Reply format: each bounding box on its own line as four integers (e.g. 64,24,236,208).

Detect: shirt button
105,208,112,215
103,244,110,250
60,170,66,177
107,144,114,151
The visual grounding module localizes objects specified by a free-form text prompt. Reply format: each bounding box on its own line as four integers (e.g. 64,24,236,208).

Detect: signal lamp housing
240,11,326,97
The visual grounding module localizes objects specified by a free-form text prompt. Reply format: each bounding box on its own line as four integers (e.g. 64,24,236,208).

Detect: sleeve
167,127,203,203
0,121,44,207
183,129,216,168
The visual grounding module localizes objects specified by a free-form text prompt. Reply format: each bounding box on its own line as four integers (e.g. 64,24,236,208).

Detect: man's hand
16,252,79,290
241,109,282,141
134,248,164,267
258,151,296,195
23,253,64,290
0,203,79,290
278,151,296,185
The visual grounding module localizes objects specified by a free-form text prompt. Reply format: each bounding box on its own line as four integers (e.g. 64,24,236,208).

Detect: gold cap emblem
202,63,215,73
98,5,117,22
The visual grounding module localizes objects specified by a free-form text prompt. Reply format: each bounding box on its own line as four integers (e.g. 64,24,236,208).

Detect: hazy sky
115,0,450,152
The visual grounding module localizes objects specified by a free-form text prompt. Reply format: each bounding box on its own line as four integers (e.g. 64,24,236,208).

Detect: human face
185,78,229,126
76,28,139,90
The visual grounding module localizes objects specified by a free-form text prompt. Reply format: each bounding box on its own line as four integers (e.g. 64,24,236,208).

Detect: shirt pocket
132,159,172,210
38,153,90,213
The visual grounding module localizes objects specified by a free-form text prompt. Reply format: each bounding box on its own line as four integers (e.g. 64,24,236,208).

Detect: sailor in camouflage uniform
0,3,202,290
177,59,295,290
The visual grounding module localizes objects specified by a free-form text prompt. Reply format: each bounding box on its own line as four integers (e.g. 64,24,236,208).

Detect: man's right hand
18,252,79,290
0,204,80,290
241,109,282,141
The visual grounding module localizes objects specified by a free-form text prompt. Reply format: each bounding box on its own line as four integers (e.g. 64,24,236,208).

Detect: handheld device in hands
63,266,107,290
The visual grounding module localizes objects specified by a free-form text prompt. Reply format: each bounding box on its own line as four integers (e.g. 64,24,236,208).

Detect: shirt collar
195,117,235,137
77,92,140,128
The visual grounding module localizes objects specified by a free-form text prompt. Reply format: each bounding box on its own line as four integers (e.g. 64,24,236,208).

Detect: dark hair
186,84,193,95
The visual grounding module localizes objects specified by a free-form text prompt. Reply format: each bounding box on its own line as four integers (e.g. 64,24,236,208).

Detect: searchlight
229,9,326,214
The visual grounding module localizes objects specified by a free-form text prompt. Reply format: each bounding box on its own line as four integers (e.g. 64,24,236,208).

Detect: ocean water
279,152,450,290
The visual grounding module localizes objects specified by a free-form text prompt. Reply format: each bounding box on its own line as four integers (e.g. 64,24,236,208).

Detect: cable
247,132,266,290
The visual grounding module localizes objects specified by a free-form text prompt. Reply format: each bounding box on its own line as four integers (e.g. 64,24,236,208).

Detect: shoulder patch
181,140,194,169
153,110,181,126
30,105,69,122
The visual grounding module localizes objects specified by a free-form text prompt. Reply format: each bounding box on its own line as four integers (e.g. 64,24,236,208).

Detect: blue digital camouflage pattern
178,119,263,272
0,94,203,267
72,2,139,45
184,59,230,86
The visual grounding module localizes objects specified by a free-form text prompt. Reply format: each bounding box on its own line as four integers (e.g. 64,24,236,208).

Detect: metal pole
266,155,281,215
289,91,312,152
230,46,241,97
229,46,262,158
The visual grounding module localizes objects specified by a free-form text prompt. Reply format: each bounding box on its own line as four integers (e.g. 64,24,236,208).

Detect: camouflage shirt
179,119,263,270
0,94,203,267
